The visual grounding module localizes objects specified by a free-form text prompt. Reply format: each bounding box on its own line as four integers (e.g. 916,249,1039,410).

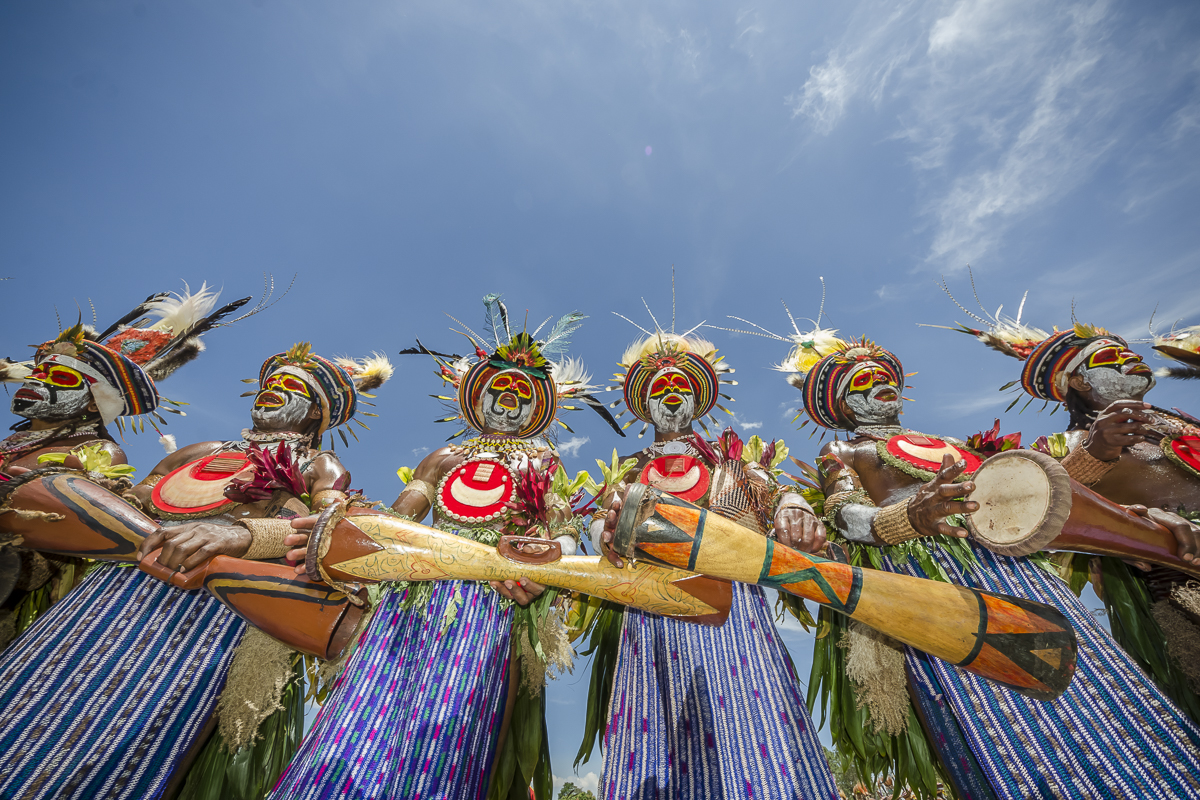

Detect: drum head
965,450,1072,557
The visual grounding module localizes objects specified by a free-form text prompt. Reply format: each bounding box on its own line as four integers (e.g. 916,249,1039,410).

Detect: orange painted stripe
655,504,702,539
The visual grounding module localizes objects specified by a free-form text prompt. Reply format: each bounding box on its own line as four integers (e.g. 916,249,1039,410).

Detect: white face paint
1077,364,1155,406
842,364,902,427
646,368,696,433
479,369,536,434
251,372,318,432
10,363,94,422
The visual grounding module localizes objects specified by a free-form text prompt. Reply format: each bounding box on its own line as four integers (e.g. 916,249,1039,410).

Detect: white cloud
788,0,1200,268
411,446,430,458
728,411,763,431
558,436,591,457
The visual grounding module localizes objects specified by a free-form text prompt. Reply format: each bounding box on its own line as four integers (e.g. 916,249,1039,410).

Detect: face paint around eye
12,362,93,422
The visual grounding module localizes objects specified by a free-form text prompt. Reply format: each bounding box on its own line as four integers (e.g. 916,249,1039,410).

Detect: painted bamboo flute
614,482,1078,700
305,503,732,626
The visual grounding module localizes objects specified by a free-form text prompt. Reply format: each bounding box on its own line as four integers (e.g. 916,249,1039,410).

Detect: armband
310,489,346,510
399,478,436,507
872,499,923,545
1060,446,1117,486
237,517,295,560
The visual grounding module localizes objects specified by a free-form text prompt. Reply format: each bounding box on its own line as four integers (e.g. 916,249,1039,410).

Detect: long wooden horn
305,505,731,626
614,483,1078,700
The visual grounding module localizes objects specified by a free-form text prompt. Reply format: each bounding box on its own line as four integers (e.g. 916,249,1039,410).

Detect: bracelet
1060,446,1118,486
399,479,436,507
237,517,295,560
872,499,923,545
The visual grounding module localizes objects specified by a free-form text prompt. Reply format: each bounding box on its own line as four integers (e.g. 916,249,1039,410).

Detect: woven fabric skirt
601,583,838,800
0,563,244,800
887,544,1200,800
270,580,513,800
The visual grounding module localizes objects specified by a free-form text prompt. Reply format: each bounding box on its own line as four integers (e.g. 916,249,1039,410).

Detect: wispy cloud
789,0,1200,268
411,446,431,459
558,436,591,457
728,411,763,431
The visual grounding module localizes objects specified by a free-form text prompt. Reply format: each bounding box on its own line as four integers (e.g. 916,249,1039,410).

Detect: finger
1126,504,1149,517
935,456,967,484
137,528,168,560
181,542,220,572
159,530,198,570
935,481,975,498
488,580,512,601
1099,422,1152,436
602,545,624,568
936,521,969,538
284,533,310,547
940,500,979,516
286,547,307,563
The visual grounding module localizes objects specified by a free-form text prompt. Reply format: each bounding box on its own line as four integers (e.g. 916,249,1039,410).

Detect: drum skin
965,450,1073,557
964,450,1200,578
0,469,157,560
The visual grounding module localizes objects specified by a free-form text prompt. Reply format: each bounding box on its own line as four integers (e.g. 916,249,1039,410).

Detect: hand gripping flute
304,504,732,626
614,482,1080,700
0,468,365,659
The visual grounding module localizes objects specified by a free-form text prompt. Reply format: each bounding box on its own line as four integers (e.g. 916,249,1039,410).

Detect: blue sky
3,0,1199,792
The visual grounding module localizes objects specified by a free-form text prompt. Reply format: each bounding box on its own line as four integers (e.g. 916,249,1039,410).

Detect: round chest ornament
152,451,254,517
881,434,982,479
437,458,518,523
639,455,711,502
1164,435,1200,478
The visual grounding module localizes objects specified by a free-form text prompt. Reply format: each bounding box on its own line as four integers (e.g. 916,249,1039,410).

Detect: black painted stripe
843,566,864,616
686,508,708,572
957,589,989,667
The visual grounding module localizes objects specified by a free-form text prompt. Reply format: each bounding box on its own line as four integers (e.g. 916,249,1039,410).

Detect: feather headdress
609,283,736,438
402,293,622,441
255,343,392,448
1152,324,1200,380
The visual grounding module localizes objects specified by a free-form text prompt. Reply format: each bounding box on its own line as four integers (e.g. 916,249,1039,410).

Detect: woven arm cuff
1061,446,1118,486
873,500,923,545
238,517,295,560
398,479,436,507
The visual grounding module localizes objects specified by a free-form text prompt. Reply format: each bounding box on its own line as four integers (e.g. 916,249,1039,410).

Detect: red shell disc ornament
1166,435,1200,478
884,434,983,478
639,455,711,503
152,451,254,516
437,458,517,523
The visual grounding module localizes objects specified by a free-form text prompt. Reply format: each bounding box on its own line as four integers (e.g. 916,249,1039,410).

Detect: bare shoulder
148,440,224,476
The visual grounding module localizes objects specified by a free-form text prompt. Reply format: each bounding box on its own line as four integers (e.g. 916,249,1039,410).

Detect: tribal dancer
273,295,618,800
763,311,1200,800
941,293,1200,725
0,285,244,647
589,312,838,800
0,335,388,800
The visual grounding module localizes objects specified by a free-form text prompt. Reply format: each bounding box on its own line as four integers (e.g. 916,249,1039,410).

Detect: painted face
1076,344,1155,404
480,369,536,433
842,363,902,426
11,362,94,421
647,369,696,433
251,371,318,431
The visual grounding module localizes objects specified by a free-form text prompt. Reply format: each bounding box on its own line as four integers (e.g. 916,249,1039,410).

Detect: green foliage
395,465,415,484
583,451,639,503
37,443,136,477
557,782,597,800
1098,556,1200,723
573,602,625,768
807,607,948,800
177,660,306,800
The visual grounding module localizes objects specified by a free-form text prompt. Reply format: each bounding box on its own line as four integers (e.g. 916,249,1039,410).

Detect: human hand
907,454,978,538
1084,400,1152,462
136,521,251,572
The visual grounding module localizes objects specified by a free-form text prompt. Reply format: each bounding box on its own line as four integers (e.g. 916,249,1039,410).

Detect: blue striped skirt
888,544,1200,800
0,563,244,799
270,580,513,800
601,583,838,800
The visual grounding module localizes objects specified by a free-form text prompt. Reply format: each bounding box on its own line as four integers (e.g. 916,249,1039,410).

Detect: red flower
226,442,308,503
966,419,1021,456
